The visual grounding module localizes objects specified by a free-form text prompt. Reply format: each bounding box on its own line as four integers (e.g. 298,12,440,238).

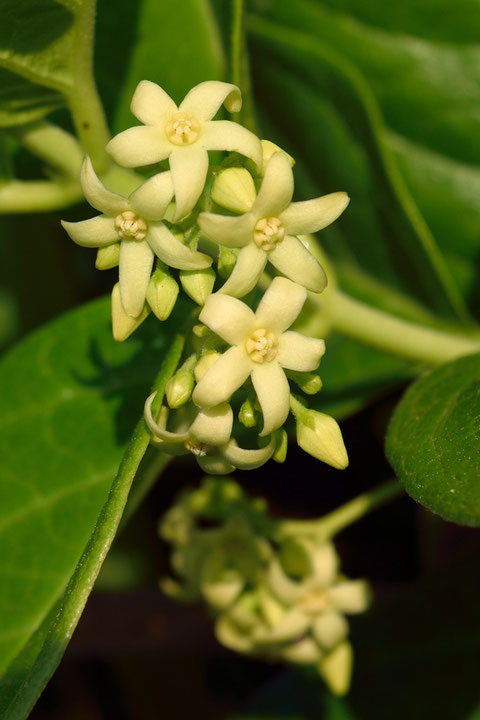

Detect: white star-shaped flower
144,395,275,475
106,80,262,220
192,277,326,436
198,152,349,297
62,158,211,317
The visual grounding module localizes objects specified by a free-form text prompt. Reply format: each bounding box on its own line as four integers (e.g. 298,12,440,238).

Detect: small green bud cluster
160,477,370,696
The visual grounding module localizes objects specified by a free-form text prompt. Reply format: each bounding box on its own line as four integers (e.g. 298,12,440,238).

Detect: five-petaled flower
106,80,262,220
62,158,211,317
198,152,349,298
144,395,275,475
192,277,326,436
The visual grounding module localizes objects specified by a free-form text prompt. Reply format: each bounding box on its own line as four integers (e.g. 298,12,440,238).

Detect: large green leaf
0,295,182,716
113,0,225,133
0,0,93,127
385,353,480,526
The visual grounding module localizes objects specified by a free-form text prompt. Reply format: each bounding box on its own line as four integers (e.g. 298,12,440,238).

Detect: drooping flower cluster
62,80,350,473
160,477,371,696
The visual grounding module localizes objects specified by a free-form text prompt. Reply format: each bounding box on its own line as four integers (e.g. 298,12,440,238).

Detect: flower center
245,328,278,363
184,438,212,457
114,211,148,241
165,112,200,146
300,590,330,615
253,217,285,251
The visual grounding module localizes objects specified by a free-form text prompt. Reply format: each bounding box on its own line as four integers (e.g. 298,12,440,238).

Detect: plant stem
277,479,402,540
67,0,111,172
0,179,83,213
9,123,84,177
327,290,480,366
230,0,257,133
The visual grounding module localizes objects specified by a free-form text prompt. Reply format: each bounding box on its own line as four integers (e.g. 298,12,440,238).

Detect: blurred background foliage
0,0,479,717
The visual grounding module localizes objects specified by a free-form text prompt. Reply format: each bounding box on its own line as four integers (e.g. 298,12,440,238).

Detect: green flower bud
296,409,348,470
272,428,288,463
260,139,295,175
166,368,195,408
239,396,258,428
286,370,323,395
111,283,150,342
95,242,120,270
180,267,216,306
317,641,353,696
194,351,221,382
211,167,256,213
146,266,179,321
217,246,239,280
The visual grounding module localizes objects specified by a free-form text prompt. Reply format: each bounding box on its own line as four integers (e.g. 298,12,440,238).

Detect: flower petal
268,234,327,293
147,223,211,270
119,239,154,317
130,79,178,126
267,558,305,605
179,81,241,121
252,152,294,219
61,215,118,247
128,171,174,220
189,403,233,445
202,120,262,170
170,145,209,220
192,345,252,408
281,637,322,664
251,362,290,436
144,392,188,442
218,244,267,298
253,607,310,644
312,611,348,651
255,276,307,334
310,544,339,588
80,157,127,215
327,581,370,614
199,293,255,345
106,126,171,167
221,435,275,470
198,211,254,248
280,192,350,235
197,454,235,475
277,331,325,372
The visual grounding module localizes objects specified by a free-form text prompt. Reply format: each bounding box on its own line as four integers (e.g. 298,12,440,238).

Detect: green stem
230,0,257,133
326,290,480,366
8,334,185,719
67,0,111,171
0,179,82,213
9,123,84,177
278,479,402,540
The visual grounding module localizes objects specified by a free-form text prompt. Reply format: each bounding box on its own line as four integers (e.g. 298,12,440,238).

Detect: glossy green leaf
0,0,92,127
113,0,225,133
386,353,480,526
0,295,184,717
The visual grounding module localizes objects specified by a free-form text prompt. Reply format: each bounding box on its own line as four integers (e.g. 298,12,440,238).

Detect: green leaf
247,14,469,321
385,353,480,526
0,0,92,127
0,295,184,717
113,0,225,133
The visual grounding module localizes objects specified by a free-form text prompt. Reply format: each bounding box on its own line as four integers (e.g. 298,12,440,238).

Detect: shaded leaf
386,353,480,526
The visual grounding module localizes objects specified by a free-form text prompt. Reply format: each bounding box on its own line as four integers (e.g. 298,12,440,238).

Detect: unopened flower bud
272,428,288,463
166,368,195,408
260,140,295,175
111,283,150,342
318,641,353,696
296,410,348,470
180,267,215,305
146,266,179,321
286,370,323,395
194,351,221,382
239,397,258,428
211,167,256,213
96,243,120,270
217,246,239,280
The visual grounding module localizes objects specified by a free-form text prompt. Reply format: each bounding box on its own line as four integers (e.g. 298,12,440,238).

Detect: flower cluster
62,80,349,474
160,477,371,696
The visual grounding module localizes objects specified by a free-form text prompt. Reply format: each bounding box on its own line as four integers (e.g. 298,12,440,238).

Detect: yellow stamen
165,112,200,146
253,216,285,251
114,211,148,241
246,328,278,363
